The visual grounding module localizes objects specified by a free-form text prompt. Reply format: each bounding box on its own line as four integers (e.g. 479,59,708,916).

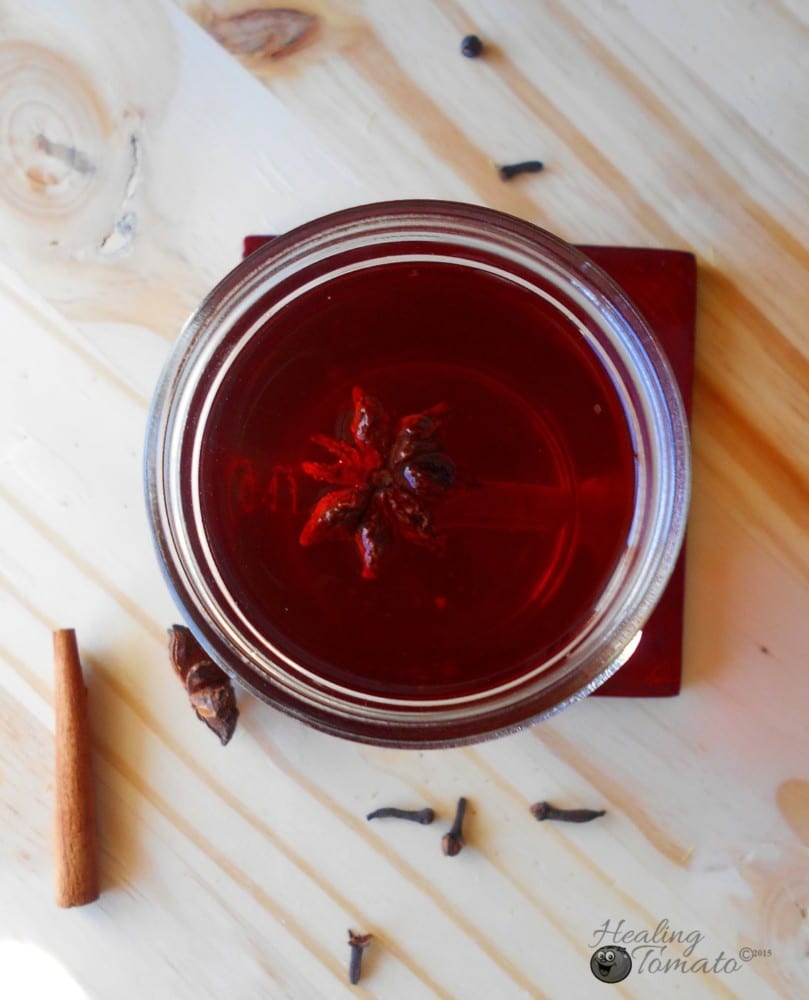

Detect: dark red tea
198,260,636,699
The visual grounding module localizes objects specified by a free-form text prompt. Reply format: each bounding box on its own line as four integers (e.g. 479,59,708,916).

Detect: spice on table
441,796,468,856
460,34,484,58
366,806,435,824
530,801,606,823
53,629,100,908
168,625,239,745
300,387,456,579
347,929,373,985
498,160,545,181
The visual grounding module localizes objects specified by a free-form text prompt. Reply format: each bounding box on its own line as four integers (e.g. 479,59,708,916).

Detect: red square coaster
579,247,696,696
242,237,697,697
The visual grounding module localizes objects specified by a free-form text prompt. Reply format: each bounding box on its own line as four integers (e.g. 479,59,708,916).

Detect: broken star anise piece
168,625,239,745
299,388,456,578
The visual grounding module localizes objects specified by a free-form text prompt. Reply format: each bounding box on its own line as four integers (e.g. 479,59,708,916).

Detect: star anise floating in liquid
300,388,456,578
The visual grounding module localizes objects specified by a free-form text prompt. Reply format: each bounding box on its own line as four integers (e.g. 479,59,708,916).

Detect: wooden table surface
1,2,808,997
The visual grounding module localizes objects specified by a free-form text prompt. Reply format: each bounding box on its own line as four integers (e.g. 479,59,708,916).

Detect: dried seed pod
300,389,454,577
397,452,456,496
299,487,369,546
354,494,393,579
350,386,390,453
168,626,239,745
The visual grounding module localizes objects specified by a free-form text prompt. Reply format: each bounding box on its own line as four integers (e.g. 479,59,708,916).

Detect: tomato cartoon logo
590,946,632,983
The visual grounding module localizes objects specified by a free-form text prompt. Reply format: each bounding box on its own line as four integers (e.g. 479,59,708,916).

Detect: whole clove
367,806,435,824
168,625,239,745
441,796,467,856
460,34,484,58
347,929,373,985
530,801,606,824
498,160,545,181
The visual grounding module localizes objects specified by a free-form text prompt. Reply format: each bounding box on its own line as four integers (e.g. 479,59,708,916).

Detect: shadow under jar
145,201,690,747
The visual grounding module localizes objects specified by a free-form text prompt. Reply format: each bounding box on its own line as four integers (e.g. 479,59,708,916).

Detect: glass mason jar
145,201,690,747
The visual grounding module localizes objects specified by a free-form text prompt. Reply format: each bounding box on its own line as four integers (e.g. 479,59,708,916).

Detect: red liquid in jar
198,260,636,699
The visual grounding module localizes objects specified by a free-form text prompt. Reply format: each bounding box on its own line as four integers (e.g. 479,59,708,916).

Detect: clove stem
367,806,435,824
347,930,373,985
498,160,544,181
442,797,467,856
530,801,606,823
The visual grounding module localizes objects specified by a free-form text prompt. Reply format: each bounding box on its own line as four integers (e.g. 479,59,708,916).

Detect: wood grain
1,1,807,997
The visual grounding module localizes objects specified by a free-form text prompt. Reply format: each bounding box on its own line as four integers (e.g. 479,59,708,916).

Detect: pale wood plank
0,1,807,997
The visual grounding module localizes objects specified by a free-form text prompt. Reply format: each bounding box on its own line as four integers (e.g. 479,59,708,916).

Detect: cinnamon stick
53,629,99,907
